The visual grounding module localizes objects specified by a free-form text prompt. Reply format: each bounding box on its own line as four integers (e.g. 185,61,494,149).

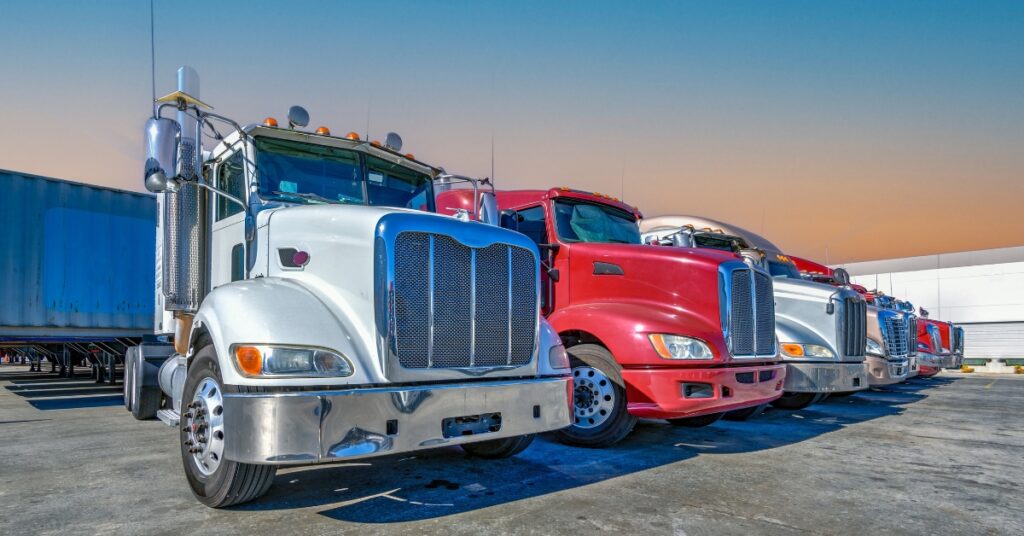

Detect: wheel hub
571,366,616,429
184,377,226,476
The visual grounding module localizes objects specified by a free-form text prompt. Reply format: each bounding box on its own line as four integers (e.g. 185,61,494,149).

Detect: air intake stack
162,66,207,312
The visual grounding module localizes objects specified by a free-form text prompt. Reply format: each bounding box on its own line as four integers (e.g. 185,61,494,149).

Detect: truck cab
641,217,869,409
442,187,786,446
789,256,915,386
131,68,573,507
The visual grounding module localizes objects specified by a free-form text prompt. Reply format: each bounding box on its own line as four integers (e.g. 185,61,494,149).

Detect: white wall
848,262,1024,324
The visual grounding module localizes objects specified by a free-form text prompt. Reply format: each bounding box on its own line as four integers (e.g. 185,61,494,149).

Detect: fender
190,277,381,387
774,312,833,361
548,301,727,367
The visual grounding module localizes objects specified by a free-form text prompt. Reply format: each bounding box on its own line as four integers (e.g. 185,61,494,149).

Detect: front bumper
907,355,920,378
622,363,786,420
947,354,964,369
221,376,572,465
865,355,909,386
782,361,869,394
917,352,954,376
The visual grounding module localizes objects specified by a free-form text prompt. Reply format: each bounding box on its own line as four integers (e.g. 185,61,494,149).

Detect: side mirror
478,192,499,226
499,210,518,231
143,117,181,193
833,268,851,286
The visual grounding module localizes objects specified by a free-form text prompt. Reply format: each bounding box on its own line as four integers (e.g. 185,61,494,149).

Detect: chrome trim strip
507,245,514,366
469,248,477,367
427,234,435,367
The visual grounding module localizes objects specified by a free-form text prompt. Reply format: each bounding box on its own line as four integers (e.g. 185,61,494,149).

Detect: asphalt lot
0,365,1021,536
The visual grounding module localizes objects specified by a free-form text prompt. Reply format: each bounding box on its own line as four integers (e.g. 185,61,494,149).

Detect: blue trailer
0,168,156,379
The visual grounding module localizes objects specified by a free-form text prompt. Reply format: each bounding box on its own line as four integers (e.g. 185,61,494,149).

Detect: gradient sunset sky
1,1,1021,263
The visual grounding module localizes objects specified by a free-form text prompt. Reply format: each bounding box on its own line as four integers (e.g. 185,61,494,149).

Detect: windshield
254,137,434,211
693,233,744,252
553,199,640,244
767,260,803,279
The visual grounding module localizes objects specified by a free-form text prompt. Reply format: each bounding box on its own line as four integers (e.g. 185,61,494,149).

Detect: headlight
548,343,570,370
866,338,885,356
232,345,353,377
781,343,834,359
649,334,714,360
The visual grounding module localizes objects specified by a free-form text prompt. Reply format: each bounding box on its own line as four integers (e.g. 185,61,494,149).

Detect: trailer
0,169,156,381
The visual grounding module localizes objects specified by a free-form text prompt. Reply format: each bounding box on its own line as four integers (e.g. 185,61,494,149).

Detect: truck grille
906,317,918,357
953,326,964,354
881,313,909,360
843,298,867,358
391,232,537,369
929,325,943,354
727,268,775,357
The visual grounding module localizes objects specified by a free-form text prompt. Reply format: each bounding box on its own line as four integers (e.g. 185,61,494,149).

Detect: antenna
365,95,372,141
149,0,156,117
490,133,495,185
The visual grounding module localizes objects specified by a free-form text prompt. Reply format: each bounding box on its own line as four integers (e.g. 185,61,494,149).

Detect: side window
216,151,246,221
515,205,548,246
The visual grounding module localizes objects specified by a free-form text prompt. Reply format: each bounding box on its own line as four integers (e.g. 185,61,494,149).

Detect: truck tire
723,403,768,421
123,354,134,413
181,346,276,508
125,348,160,420
771,392,825,410
828,391,857,398
554,344,637,448
460,434,535,458
667,412,723,427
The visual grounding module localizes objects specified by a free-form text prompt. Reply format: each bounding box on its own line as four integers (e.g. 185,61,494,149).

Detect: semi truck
439,187,785,445
640,217,869,409
789,256,916,386
128,67,573,507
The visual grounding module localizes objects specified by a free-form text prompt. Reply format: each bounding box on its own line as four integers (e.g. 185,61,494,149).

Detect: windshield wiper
270,190,340,205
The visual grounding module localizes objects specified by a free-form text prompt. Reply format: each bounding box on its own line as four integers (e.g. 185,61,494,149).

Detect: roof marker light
405,153,415,160
315,126,331,136
263,117,279,127
371,140,382,147
345,132,361,140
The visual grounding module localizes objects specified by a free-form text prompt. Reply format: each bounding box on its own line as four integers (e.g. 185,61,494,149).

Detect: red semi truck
439,187,785,447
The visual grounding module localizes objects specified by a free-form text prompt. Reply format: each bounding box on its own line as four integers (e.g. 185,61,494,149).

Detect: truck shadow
239,386,926,523
1,370,124,410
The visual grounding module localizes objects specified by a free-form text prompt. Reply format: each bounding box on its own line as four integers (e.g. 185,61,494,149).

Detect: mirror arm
193,179,247,213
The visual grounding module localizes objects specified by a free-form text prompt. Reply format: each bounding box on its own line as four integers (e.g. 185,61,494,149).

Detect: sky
1,0,1021,263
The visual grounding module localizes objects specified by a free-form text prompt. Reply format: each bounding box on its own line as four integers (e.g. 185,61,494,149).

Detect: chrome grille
881,314,909,360
391,231,537,369
843,298,867,357
727,268,775,357
929,325,943,354
906,317,918,357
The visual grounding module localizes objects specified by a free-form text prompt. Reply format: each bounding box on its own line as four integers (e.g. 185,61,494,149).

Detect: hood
563,242,777,361
257,203,543,382
773,280,863,362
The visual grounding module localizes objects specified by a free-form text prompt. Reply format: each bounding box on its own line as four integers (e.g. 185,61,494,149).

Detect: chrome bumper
221,376,572,465
866,356,909,386
918,352,955,369
783,361,869,393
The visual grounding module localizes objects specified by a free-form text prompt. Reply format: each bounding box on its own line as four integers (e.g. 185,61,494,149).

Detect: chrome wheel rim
572,366,616,429
184,377,226,476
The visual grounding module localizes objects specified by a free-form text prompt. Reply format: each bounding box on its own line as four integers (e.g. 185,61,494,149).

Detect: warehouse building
837,246,1024,373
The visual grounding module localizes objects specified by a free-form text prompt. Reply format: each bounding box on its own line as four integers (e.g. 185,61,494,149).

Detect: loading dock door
962,322,1024,359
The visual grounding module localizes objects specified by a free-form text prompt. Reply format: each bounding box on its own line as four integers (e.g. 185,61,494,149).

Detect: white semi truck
126,67,573,507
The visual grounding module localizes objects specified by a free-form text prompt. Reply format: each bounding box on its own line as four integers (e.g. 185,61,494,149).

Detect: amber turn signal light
781,343,804,357
234,346,263,376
